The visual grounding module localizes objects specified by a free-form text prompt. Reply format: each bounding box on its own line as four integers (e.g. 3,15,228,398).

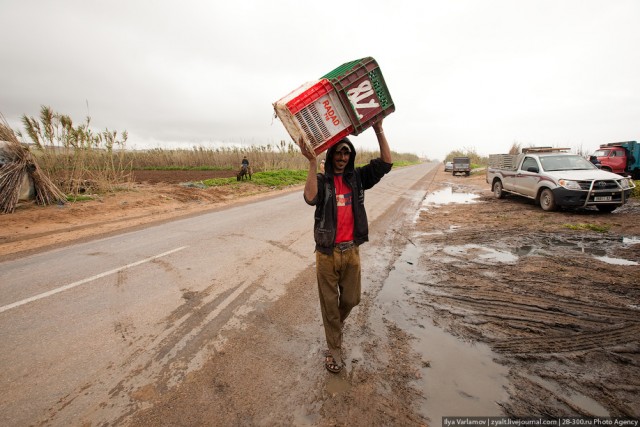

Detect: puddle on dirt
415,187,480,221
436,239,638,266
514,237,639,266
440,236,640,266
545,237,608,256
423,187,480,207
594,256,639,266
522,373,610,416
442,244,519,264
325,375,351,395
378,243,508,421
623,236,640,245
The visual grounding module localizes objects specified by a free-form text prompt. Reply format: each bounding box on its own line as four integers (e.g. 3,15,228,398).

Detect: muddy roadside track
8,163,634,423
410,168,640,417
129,166,639,425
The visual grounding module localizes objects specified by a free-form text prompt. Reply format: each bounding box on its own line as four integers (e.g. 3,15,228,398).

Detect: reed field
13,107,421,196
126,144,420,172
19,107,131,195
13,107,637,200
41,144,419,194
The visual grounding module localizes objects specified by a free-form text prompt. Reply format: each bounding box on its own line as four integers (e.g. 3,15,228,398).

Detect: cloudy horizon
1,0,639,160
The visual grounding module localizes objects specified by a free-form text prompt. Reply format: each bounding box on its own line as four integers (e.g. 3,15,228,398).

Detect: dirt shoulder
0,170,297,261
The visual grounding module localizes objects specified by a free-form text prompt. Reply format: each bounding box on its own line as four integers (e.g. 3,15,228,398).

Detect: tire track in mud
416,239,640,355
490,323,640,354
416,286,640,355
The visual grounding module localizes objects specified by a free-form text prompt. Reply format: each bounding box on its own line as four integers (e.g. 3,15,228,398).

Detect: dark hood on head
325,137,356,177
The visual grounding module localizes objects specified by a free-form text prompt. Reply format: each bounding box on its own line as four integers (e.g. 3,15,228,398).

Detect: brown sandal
324,350,343,373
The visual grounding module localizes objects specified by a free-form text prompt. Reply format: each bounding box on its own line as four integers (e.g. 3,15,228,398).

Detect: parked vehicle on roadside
592,141,640,179
444,161,453,172
486,147,635,213
452,156,471,176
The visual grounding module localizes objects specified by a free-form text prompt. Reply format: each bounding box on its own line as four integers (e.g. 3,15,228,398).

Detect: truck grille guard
580,179,630,208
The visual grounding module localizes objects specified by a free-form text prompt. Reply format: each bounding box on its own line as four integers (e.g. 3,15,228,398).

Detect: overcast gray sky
1,0,639,160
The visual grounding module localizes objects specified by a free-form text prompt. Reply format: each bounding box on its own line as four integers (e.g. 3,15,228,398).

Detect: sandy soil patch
0,169,291,260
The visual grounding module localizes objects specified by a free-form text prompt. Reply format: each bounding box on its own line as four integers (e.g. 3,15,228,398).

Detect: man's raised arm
299,139,318,203
372,120,392,164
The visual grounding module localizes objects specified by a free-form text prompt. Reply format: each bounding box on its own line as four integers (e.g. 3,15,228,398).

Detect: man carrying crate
300,120,392,374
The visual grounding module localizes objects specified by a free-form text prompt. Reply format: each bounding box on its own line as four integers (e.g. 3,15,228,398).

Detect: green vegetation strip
563,223,611,233
137,166,233,171
66,195,94,202
201,162,421,188
202,169,308,188
391,160,420,168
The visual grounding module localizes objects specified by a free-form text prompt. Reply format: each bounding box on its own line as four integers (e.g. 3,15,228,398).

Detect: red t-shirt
333,175,354,243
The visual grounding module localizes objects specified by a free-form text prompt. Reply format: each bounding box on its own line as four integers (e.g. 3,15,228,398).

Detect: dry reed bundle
0,118,66,214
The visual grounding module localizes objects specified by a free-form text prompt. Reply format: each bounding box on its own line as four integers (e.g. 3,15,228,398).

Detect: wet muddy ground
11,163,639,424
128,165,639,425
407,168,640,418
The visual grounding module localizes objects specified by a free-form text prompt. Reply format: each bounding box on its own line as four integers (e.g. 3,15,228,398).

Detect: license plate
594,196,612,201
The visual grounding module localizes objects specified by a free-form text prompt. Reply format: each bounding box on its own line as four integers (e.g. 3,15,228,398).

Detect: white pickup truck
486,148,636,212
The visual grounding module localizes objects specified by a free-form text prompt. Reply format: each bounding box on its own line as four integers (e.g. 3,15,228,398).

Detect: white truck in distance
486,147,636,213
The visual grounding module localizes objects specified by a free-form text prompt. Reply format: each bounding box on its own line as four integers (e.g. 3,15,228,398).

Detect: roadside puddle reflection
414,186,480,222
517,237,638,265
443,244,518,264
439,238,638,266
423,187,480,206
522,373,610,416
325,375,351,396
593,256,638,266
378,243,508,421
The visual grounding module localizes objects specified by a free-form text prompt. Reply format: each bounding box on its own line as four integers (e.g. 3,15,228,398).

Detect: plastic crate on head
273,56,395,155
273,79,353,155
322,57,395,135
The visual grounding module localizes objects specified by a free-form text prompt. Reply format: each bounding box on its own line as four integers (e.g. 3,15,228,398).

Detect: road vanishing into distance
0,162,438,426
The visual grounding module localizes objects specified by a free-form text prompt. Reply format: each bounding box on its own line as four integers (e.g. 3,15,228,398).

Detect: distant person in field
299,119,392,374
241,156,249,172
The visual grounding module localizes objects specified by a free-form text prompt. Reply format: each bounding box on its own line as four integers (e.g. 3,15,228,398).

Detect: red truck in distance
592,141,640,179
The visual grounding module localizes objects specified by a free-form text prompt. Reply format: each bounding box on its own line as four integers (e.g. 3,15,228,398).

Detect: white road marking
0,246,187,314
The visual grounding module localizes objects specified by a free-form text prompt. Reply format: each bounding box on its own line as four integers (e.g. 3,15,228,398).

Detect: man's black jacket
304,138,392,255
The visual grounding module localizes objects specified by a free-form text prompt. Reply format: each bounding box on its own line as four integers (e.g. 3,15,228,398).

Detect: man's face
332,148,350,173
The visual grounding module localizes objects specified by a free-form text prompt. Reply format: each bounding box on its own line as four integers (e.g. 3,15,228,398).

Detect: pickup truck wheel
540,188,557,211
493,181,505,199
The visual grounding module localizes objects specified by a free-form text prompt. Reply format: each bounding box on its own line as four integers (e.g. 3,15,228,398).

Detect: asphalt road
0,162,435,426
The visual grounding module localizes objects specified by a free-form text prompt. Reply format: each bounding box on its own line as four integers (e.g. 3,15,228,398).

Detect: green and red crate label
273,57,395,155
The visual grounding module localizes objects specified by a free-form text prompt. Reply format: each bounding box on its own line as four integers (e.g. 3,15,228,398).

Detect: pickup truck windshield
539,155,598,172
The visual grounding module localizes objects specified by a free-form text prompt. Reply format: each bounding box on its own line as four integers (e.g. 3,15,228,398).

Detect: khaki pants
316,246,361,364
